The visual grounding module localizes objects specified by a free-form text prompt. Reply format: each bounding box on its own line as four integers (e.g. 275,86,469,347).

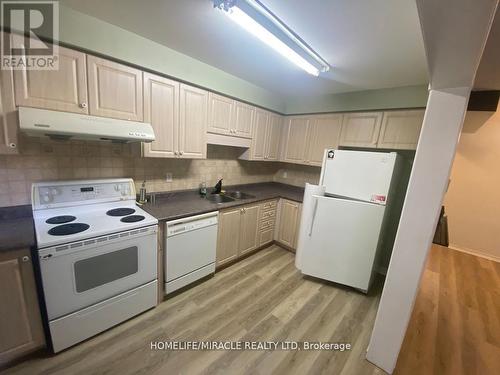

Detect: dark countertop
0,205,36,252
141,182,305,222
0,183,304,250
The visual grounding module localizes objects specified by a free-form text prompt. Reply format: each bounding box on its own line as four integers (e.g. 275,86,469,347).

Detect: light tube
225,6,320,76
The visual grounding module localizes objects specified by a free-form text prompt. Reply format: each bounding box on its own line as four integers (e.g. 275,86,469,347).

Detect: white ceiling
61,0,429,96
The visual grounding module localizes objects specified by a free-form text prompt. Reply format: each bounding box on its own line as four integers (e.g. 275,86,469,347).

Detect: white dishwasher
165,211,218,294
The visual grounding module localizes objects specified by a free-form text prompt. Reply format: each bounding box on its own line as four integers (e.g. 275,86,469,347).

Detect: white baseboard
448,244,500,263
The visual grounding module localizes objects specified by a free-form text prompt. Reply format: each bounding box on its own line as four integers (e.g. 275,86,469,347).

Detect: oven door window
74,247,138,293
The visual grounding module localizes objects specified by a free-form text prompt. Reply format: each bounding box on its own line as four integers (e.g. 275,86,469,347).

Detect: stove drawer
39,226,158,320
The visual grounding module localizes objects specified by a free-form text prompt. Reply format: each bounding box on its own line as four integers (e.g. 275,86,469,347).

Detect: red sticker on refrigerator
371,194,386,203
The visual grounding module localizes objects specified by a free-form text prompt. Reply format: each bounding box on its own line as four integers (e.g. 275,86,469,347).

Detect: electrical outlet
282,170,287,178
165,173,173,183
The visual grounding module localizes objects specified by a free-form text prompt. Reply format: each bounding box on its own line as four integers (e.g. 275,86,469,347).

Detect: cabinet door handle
79,103,87,108
22,256,30,263
179,151,184,155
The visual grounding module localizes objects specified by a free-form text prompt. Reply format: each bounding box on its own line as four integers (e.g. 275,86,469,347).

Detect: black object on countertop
212,179,223,194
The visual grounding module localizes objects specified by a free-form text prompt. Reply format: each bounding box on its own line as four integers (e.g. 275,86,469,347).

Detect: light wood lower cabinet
0,248,45,367
216,208,242,266
276,199,302,250
259,199,278,246
216,198,301,266
216,203,261,267
239,205,260,255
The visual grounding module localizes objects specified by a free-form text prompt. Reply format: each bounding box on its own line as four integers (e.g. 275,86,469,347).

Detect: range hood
18,107,155,143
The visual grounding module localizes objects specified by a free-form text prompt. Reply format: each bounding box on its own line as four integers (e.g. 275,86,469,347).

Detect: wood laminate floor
395,244,500,375
5,245,385,375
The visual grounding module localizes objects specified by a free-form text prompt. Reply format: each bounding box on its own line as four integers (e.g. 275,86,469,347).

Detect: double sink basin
206,191,255,204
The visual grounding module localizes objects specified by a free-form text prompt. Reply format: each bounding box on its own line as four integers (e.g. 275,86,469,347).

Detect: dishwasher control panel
166,212,218,237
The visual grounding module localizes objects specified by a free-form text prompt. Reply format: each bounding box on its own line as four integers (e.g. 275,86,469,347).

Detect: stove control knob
50,188,59,196
114,184,120,192
42,193,52,203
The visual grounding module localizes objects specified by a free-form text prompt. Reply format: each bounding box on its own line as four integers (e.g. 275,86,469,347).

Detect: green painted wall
54,5,287,113
284,85,429,114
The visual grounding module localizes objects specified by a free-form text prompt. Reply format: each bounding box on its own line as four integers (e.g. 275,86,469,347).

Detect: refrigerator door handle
309,198,319,236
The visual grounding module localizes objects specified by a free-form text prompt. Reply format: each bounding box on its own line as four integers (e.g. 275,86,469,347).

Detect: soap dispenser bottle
138,180,147,204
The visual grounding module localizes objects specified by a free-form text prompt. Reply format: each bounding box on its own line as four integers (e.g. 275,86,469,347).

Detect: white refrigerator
295,149,403,292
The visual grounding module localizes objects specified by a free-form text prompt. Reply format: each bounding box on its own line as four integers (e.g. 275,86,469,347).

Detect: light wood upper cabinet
239,204,260,256
207,93,233,135
142,73,179,158
339,112,383,148
178,84,207,159
13,46,88,114
266,114,282,161
241,110,282,161
216,208,242,267
233,102,254,138
305,114,343,166
282,116,310,163
276,199,302,250
87,55,143,121
0,67,18,154
250,109,268,160
377,110,424,150
0,249,45,367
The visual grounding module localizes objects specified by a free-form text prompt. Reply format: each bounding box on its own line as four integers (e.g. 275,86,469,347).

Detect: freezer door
322,150,396,204
300,195,385,291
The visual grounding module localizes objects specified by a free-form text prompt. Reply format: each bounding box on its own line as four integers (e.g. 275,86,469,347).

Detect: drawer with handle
261,210,276,220
261,200,277,210
260,218,275,231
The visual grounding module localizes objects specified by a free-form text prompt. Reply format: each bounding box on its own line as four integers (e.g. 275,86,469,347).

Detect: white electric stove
32,179,158,353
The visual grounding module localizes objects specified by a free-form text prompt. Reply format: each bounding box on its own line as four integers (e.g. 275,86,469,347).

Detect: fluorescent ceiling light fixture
213,0,329,76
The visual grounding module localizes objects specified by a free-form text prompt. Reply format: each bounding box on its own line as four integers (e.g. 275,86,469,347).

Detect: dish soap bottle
199,181,207,196
138,180,147,204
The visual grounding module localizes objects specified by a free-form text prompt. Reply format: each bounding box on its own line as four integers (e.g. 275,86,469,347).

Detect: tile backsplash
274,164,321,187
0,136,321,207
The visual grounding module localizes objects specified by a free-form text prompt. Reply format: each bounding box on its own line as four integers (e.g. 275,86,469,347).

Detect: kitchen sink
206,194,235,204
225,191,256,200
